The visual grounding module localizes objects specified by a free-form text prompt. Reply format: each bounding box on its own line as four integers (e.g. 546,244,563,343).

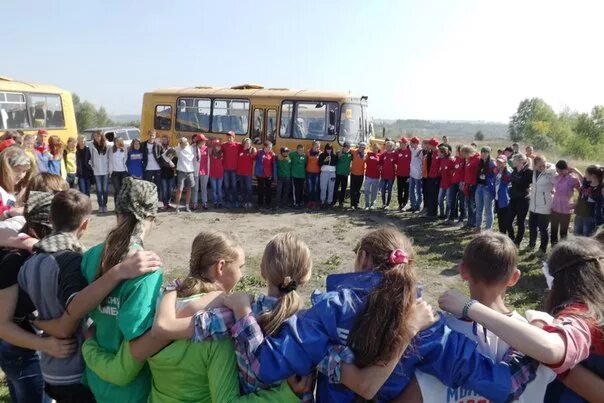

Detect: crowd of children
0,131,603,402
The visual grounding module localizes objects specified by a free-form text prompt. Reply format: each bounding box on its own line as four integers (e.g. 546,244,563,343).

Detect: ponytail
176,276,221,298
257,233,312,336
99,213,138,278
347,227,417,368
258,277,303,336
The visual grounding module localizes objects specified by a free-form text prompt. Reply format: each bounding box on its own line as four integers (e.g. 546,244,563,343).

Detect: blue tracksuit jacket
254,271,514,402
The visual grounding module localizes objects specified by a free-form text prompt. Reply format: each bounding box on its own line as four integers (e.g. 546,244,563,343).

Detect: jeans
78,176,90,196
94,175,109,208
475,185,494,230
292,177,305,206
66,173,77,189
210,177,223,204
350,175,364,208
144,169,162,200
447,183,463,220
364,177,380,208
426,178,441,216
465,185,477,227
223,170,237,206
111,171,129,203
508,197,530,244
335,174,349,205
550,212,571,245
161,178,174,205
307,173,320,203
496,206,510,234
257,177,273,207
380,179,394,207
238,175,253,205
529,212,550,251
396,176,409,209
438,188,449,218
192,175,209,205
276,177,291,207
574,215,596,237
409,178,423,210
0,340,49,403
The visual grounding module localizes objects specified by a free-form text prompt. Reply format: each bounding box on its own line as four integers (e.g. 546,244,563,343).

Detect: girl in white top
166,137,196,213
109,137,129,205
90,131,110,212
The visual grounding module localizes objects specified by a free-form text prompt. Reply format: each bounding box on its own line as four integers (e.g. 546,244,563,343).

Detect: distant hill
110,114,140,123
374,119,508,140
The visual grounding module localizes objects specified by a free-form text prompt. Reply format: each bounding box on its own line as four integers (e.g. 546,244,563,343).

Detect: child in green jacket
276,147,292,209
290,145,307,208
335,142,353,208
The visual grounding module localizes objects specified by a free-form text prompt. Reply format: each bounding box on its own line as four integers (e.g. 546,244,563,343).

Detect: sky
3,0,604,122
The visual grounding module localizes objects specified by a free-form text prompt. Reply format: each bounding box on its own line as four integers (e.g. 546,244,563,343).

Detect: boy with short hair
409,232,555,402
18,190,160,402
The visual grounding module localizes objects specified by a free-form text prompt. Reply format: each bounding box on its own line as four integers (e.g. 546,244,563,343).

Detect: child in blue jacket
224,227,536,403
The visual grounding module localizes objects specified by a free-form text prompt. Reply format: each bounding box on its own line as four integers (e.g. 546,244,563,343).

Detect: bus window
176,97,210,132
0,92,30,130
294,101,338,141
253,108,263,144
280,101,293,138
29,93,64,128
211,99,249,135
267,109,277,144
154,105,172,130
340,103,363,145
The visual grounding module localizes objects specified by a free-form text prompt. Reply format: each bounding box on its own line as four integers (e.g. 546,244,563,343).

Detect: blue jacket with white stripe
254,271,514,403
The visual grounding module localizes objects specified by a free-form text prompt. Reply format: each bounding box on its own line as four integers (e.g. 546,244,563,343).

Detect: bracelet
462,299,478,319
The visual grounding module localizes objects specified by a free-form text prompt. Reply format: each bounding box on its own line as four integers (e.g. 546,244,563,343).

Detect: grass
0,379,8,403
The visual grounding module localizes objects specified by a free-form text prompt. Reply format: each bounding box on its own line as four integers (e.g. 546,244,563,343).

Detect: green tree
96,106,112,127
76,101,98,133
508,98,557,142
474,130,484,141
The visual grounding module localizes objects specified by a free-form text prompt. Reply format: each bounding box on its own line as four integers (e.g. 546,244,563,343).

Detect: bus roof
0,76,70,94
145,84,365,102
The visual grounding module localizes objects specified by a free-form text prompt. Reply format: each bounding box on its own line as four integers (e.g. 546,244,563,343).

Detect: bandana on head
24,191,53,229
115,177,158,245
34,231,85,254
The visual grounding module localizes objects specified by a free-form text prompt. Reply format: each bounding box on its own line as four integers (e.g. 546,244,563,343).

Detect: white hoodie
529,163,556,214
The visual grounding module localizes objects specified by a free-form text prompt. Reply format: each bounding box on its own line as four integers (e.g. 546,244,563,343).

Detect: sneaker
192,204,198,210
383,205,389,211
185,207,191,213
202,203,208,210
364,206,370,211
175,207,180,214
398,205,404,212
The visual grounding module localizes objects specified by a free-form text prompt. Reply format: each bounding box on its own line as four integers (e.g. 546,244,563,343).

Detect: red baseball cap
428,138,439,147
410,137,420,144
0,139,16,152
37,129,48,135
226,131,236,137
194,133,208,142
400,137,409,144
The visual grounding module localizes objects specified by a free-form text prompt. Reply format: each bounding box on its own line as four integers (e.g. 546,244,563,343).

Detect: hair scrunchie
389,249,409,265
278,276,298,293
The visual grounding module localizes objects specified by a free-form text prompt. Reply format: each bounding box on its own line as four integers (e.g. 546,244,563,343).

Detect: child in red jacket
396,138,411,211
380,141,397,210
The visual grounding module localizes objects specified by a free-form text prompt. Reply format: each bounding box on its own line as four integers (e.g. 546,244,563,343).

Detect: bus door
251,106,278,147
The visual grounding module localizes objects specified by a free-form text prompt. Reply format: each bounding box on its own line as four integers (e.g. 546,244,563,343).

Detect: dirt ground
81,200,465,305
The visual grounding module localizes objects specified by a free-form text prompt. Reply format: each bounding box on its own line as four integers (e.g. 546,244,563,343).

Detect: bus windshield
339,103,364,145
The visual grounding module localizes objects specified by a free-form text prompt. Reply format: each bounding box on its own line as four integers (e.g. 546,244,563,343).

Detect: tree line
72,94,140,133
509,98,604,160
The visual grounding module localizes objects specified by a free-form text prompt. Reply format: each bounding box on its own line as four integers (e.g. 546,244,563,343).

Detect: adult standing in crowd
90,131,109,213
221,131,240,208
191,133,209,210
506,153,533,246
461,145,480,229
446,145,465,225
425,138,441,217
474,146,497,232
408,137,423,212
109,137,129,205
76,135,93,196
334,142,352,209
395,137,411,212
550,160,581,245
348,142,366,210
527,155,555,253
141,130,164,201
172,137,196,213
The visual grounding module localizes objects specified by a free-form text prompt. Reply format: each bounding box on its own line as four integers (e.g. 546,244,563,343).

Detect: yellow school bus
0,76,77,142
140,84,374,150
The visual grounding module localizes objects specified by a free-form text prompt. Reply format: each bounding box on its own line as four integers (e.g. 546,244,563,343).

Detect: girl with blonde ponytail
150,231,308,401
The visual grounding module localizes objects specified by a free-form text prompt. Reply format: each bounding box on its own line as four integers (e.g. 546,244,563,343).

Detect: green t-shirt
289,152,307,179
146,339,298,403
81,243,163,403
336,151,353,175
276,158,291,178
